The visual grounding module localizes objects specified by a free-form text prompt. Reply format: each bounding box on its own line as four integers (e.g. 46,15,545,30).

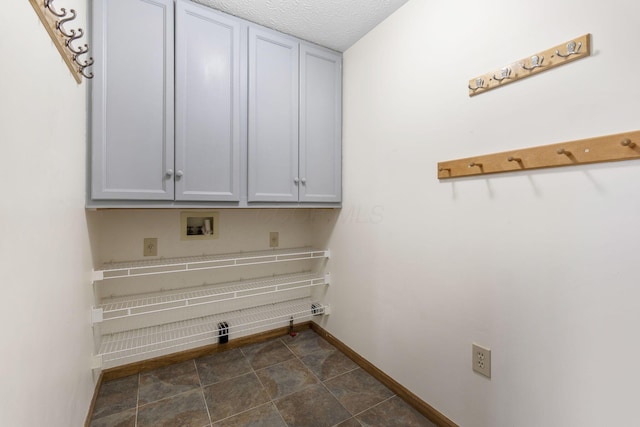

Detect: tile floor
90,329,436,427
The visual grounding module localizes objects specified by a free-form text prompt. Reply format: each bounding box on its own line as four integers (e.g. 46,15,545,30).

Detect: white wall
6,0,637,424
314,0,640,425
0,1,95,425
92,209,315,264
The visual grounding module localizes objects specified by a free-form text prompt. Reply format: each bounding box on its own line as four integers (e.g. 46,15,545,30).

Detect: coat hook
80,67,94,79
621,139,637,148
521,55,544,71
44,0,67,18
468,78,485,91
493,67,512,82
75,54,94,79
56,9,77,38
68,42,89,56
65,28,89,50
557,148,572,156
507,156,522,163
66,28,88,55
74,56,94,69
555,41,582,58
469,162,483,168
438,167,451,172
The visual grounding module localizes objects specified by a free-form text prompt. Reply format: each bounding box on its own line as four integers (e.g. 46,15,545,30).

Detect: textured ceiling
194,0,410,52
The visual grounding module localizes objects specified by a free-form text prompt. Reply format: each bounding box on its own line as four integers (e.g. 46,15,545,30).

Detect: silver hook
555,41,582,58
74,56,94,69
521,55,544,71
66,27,84,44
56,9,77,38
468,78,485,91
75,56,94,80
44,0,67,18
69,42,89,56
66,29,89,55
80,67,94,80
492,67,512,82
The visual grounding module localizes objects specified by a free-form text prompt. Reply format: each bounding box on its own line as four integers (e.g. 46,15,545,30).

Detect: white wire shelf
93,247,329,281
93,272,330,323
97,297,327,369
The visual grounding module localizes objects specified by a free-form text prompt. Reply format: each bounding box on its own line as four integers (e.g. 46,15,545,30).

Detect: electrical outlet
143,238,158,257
472,343,491,378
269,232,279,248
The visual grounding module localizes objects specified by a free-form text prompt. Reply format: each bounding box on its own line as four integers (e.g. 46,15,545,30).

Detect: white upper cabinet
299,44,342,203
247,31,342,203
90,1,341,206
175,0,243,201
91,0,174,200
247,27,300,202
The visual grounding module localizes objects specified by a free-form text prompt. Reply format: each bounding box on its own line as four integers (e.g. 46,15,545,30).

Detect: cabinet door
299,45,342,203
175,1,242,201
91,0,174,200
248,27,299,202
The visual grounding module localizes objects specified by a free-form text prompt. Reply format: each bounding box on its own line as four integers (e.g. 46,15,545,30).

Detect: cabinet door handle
176,170,184,178
301,178,306,185
165,169,174,177
294,177,300,184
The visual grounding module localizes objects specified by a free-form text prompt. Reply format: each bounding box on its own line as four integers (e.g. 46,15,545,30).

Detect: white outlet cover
472,343,491,378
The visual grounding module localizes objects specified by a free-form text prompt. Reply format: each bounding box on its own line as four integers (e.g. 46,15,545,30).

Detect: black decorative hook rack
29,0,93,83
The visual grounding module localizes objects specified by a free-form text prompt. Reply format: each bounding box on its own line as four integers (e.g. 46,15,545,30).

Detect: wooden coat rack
468,34,590,96
29,0,93,83
437,130,640,179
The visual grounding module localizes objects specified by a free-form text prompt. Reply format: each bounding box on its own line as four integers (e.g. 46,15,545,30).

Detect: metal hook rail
437,130,640,179
468,34,590,97
29,0,93,83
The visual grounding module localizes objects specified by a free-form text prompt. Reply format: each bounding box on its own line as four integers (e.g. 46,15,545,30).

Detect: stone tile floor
90,329,436,427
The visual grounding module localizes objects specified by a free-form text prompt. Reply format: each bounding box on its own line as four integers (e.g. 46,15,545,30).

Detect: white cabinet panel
299,45,342,203
90,3,341,207
175,1,242,201
91,0,174,200
248,28,299,202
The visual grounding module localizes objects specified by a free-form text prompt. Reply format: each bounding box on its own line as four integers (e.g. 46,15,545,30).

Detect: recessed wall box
180,211,219,240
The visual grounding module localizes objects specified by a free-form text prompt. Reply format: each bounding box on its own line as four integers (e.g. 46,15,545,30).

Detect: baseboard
310,323,458,427
84,371,104,427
